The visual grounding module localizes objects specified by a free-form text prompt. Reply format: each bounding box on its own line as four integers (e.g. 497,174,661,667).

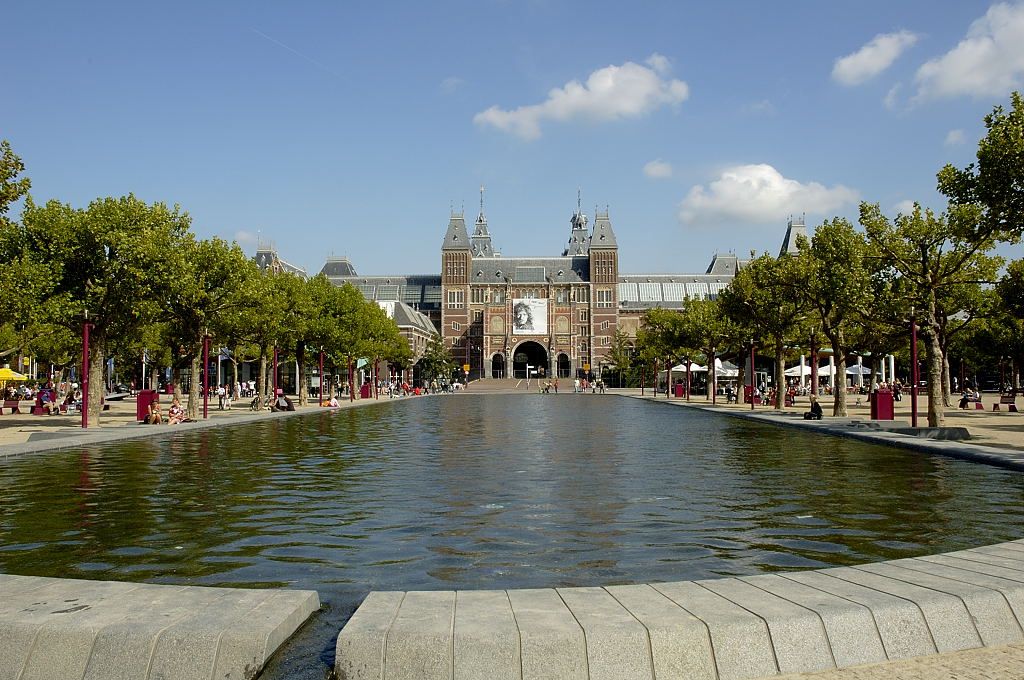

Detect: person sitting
167,397,186,424
803,396,823,420
271,389,295,412
147,398,164,424
958,390,971,410
38,389,59,415
327,394,339,407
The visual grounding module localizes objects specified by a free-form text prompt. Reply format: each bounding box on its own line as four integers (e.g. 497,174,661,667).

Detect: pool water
3,394,1023,678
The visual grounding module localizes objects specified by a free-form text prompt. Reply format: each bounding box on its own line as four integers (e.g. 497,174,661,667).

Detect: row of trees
625,92,1024,427
0,141,451,425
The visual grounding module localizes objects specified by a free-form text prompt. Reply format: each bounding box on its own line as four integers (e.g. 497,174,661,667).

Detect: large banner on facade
512,298,547,335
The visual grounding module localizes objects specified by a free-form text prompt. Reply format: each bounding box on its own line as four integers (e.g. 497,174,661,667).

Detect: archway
491,353,506,379
512,341,548,379
557,353,571,378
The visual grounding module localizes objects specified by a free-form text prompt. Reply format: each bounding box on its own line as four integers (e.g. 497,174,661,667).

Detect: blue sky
6,1,1024,275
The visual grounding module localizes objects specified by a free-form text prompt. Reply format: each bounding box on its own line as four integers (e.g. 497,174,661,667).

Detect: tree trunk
830,329,848,417
87,342,105,428
187,353,201,420
259,352,269,403
706,349,715,401
374,358,380,399
774,341,785,409
149,367,159,394
924,327,945,427
296,340,307,406
737,357,746,406
347,358,355,401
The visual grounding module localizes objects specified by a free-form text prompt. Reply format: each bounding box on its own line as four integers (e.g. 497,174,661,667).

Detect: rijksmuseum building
259,193,807,382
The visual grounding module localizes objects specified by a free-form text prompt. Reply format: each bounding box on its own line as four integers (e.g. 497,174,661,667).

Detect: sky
5,1,1024,275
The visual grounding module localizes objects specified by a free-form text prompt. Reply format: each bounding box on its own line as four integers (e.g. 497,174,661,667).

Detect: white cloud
833,30,919,86
678,164,859,225
915,2,1024,100
893,199,917,215
234,230,258,246
473,54,689,140
883,83,902,109
441,76,464,94
643,159,673,179
945,129,966,145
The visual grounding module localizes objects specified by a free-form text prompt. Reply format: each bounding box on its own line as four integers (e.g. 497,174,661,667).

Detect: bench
2,399,26,414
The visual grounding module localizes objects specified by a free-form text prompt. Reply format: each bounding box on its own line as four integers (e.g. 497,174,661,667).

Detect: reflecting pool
3,395,1024,678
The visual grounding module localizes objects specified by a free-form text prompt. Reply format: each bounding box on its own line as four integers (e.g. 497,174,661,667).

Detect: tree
605,328,636,388
795,218,873,415
162,236,257,419
419,333,454,385
861,202,999,426
677,297,737,401
938,91,1024,245
21,195,189,426
719,254,805,409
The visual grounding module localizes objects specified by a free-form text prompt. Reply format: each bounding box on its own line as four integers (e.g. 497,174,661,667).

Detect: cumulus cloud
643,159,673,179
473,53,689,140
893,199,917,215
833,30,919,86
945,129,966,145
678,164,859,225
915,2,1024,100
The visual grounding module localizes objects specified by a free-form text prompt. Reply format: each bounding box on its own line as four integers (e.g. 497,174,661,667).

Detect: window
452,321,461,331
493,289,504,304
580,342,588,353
579,310,589,322
471,288,484,304
446,290,464,309
600,320,609,331
472,310,483,323
596,289,613,308
556,289,567,304
576,326,588,337
576,287,590,303
602,336,610,346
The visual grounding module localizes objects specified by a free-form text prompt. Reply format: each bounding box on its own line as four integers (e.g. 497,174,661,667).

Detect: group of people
145,396,190,424
572,377,604,393
4,381,82,414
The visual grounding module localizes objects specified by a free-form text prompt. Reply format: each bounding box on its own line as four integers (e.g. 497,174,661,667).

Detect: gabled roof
320,257,357,277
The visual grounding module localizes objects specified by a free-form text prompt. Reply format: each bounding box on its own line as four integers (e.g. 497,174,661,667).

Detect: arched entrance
512,341,548,379
557,353,571,378
491,353,506,379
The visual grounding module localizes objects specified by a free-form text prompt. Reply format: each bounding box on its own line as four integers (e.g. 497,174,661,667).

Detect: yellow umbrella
0,367,28,381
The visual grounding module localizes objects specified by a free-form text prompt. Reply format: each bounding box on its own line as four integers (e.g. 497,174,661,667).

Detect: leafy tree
938,91,1024,244
861,203,999,426
719,254,805,409
604,328,636,388
678,297,737,400
419,333,455,384
21,195,189,425
795,218,873,415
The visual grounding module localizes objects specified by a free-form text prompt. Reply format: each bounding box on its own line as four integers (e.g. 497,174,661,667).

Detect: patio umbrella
0,367,27,381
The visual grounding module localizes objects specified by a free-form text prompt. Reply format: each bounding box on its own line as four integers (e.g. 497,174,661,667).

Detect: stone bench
0,574,319,680
336,539,1024,680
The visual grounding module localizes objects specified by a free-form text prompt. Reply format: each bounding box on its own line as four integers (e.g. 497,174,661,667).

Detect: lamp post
81,310,91,429
910,307,919,428
202,332,210,420
750,339,756,410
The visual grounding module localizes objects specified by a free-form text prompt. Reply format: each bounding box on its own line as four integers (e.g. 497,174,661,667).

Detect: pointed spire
479,185,485,219
577,186,582,214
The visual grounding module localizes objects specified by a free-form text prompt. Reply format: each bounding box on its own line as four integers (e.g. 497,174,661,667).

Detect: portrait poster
512,298,547,335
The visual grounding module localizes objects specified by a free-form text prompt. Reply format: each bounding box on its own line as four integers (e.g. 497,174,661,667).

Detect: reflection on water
2,395,1023,678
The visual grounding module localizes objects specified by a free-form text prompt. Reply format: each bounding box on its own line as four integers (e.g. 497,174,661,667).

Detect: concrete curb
334,540,1024,680
0,574,319,680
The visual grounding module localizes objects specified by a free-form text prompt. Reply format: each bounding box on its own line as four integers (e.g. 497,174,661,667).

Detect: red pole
202,335,210,419
666,357,671,399
750,341,756,410
653,358,658,397
81,313,90,429
319,349,324,407
911,312,919,428
810,335,818,401
641,364,645,396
